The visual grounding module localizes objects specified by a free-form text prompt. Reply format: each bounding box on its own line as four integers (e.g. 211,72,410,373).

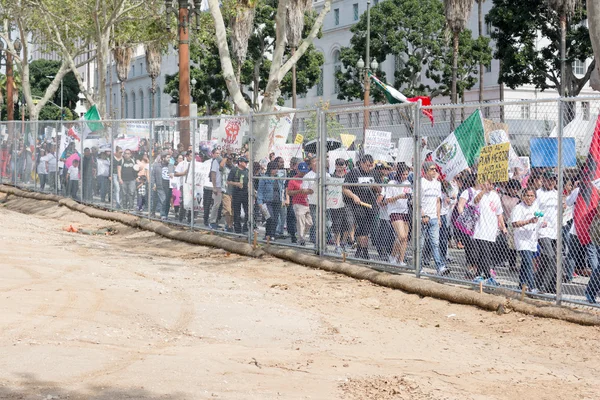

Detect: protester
330,158,350,254
112,146,124,208
257,160,285,242
287,162,312,246
536,171,559,293
228,156,250,234
37,149,48,191
67,159,80,200
209,148,225,229
420,161,447,275
97,150,111,203
379,163,411,266
512,187,543,293
82,148,96,202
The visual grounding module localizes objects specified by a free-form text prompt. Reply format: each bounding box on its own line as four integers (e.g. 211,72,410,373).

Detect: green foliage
430,30,493,97
487,0,593,96
28,60,79,120
303,100,349,141
336,0,446,102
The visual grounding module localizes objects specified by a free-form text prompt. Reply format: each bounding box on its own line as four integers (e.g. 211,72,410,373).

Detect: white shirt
68,165,79,181
37,157,48,174
44,153,57,173
383,180,411,215
97,159,110,177
421,177,441,219
301,170,330,205
567,187,580,236
469,189,503,242
175,160,189,188
512,202,539,252
536,188,558,239
210,158,222,188
202,160,213,189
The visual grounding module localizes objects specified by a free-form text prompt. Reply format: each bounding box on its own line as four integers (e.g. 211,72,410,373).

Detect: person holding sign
420,162,447,275
535,171,559,293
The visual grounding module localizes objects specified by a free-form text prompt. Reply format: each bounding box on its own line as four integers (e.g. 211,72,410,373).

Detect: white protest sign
183,160,210,210
326,177,345,209
214,117,248,151
268,106,295,152
364,129,392,151
114,136,140,152
396,137,414,166
273,143,303,168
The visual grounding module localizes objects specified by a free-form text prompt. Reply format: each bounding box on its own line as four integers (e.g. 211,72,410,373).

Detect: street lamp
47,75,64,120
356,0,378,142
165,0,204,150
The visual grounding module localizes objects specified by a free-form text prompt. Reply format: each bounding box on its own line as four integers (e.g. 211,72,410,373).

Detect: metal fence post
148,120,154,217
556,99,565,305
110,121,115,210
247,113,255,245
413,101,422,278
318,108,327,256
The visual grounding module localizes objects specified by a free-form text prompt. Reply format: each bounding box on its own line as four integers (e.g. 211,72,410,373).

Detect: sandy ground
1,196,600,400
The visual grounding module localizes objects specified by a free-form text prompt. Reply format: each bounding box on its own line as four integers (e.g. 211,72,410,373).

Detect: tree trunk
292,47,297,109
587,0,600,91
151,78,156,119
451,31,459,130
96,35,110,119
559,14,566,98
478,0,484,103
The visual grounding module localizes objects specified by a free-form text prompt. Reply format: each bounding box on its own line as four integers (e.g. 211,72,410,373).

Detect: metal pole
110,121,115,210
148,120,154,217
247,113,255,245
556,99,565,304
413,101,423,278
178,0,191,149
190,116,196,229
318,108,327,256
60,79,64,118
362,0,371,145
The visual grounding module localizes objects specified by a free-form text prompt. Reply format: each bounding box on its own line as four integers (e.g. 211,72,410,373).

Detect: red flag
67,126,80,141
408,96,434,125
574,113,600,245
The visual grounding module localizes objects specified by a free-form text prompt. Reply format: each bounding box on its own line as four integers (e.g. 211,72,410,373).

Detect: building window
156,87,162,118
374,0,378,4
140,62,143,75
317,68,324,96
521,103,531,119
485,21,492,36
573,60,585,75
132,65,135,77
132,92,136,119
140,90,144,119
583,101,590,121
485,63,492,73
333,50,341,94
148,89,153,117
125,93,129,118
353,3,359,21
334,8,339,25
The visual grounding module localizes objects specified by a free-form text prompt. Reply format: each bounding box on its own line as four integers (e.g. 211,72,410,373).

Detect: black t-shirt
112,157,123,175
121,158,136,181
228,167,249,195
344,167,376,205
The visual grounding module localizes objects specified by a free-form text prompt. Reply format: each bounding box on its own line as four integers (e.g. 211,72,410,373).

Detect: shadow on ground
0,373,188,400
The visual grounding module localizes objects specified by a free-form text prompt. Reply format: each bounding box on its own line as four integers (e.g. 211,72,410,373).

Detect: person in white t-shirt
380,163,412,266
36,149,48,191
466,180,507,279
420,162,447,275
512,187,545,293
536,170,559,293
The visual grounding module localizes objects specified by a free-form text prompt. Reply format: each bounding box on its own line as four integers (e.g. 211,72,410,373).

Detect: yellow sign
294,133,304,145
477,142,510,184
340,133,356,149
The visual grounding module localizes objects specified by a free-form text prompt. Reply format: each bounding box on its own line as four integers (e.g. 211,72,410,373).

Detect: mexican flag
369,72,434,124
432,109,486,181
81,104,103,139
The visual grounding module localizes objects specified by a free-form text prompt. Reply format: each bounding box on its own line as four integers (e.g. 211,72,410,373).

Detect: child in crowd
67,159,80,200
137,175,148,212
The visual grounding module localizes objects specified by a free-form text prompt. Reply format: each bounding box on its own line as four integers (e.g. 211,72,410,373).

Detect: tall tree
487,0,594,98
231,0,258,86
286,0,312,108
443,0,475,117
145,41,162,119
546,0,579,98
113,45,133,119
477,0,485,102
587,0,600,91
336,0,447,102
208,0,331,158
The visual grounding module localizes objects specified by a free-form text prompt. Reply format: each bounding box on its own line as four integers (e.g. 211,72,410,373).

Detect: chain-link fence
2,97,600,308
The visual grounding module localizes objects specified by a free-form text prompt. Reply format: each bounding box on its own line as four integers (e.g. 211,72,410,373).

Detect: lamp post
356,0,378,146
165,0,203,150
46,75,64,120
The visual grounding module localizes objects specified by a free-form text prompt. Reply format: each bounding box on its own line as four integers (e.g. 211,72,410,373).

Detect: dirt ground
1,195,600,400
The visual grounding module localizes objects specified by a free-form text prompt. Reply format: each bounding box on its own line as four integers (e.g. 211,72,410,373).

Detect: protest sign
183,161,209,210
340,134,356,149
214,117,248,151
477,143,510,184
364,129,391,151
268,106,295,151
115,136,140,152
326,177,345,209
273,143,303,168
529,138,576,168
294,133,304,145
396,137,414,166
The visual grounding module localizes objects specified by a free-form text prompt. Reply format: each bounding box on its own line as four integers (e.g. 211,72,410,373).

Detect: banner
529,138,577,168
214,117,249,151
268,106,295,152
364,129,391,151
115,136,140,152
273,143,303,168
477,143,510,184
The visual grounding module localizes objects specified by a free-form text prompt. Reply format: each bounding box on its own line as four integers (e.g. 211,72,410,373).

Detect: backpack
454,188,480,237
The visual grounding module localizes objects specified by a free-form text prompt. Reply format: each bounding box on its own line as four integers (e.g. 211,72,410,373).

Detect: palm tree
286,0,312,109
546,0,578,97
145,42,162,119
231,0,258,87
444,0,474,128
477,0,485,103
113,45,133,119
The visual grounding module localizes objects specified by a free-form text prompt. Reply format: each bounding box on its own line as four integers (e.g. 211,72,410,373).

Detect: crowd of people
2,135,600,304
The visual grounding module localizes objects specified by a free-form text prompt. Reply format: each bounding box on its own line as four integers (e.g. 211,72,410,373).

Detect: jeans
309,204,317,243
203,187,213,226
519,250,536,291
421,217,445,272
98,175,109,202
266,201,282,239
439,214,449,261
286,203,297,240
151,188,166,217
48,171,57,192
585,243,600,301
563,224,575,281
537,237,557,293
82,175,95,202
39,173,47,191
112,174,121,207
122,179,136,210
232,191,249,233
68,180,79,200
276,205,286,234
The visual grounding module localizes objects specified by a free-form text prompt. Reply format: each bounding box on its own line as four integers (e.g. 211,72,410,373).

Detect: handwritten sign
214,117,248,151
294,133,304,145
273,143,303,168
364,129,392,151
326,177,345,209
477,143,510,184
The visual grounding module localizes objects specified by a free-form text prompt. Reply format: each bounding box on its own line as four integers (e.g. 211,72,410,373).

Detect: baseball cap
297,162,310,173
238,156,249,163
543,170,557,179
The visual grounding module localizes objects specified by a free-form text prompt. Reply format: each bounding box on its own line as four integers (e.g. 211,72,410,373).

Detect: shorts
351,203,376,237
389,213,410,223
222,193,232,218
330,207,349,235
